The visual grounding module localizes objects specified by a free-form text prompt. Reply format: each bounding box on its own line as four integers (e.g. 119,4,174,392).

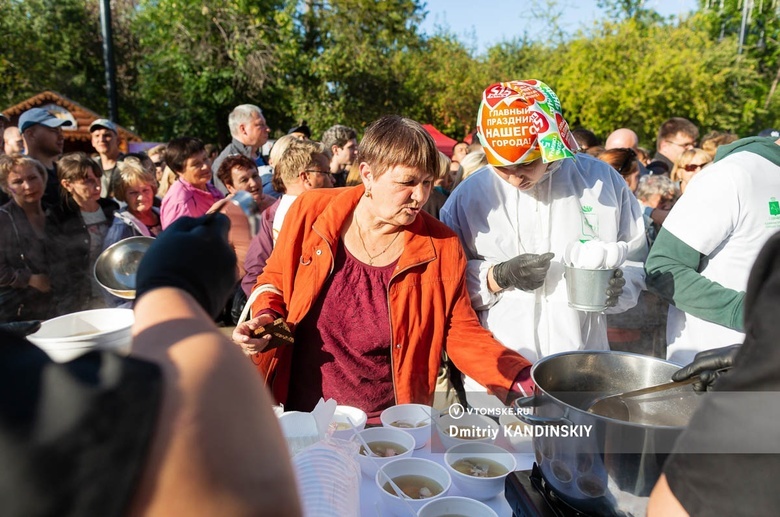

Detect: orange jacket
250,185,530,406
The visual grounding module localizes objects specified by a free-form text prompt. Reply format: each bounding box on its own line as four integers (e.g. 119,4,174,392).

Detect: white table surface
359,430,536,516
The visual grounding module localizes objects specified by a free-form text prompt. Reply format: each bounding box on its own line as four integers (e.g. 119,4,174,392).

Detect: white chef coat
441,154,647,401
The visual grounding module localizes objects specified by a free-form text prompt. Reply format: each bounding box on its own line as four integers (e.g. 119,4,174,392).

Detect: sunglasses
682,163,707,172
153,161,164,168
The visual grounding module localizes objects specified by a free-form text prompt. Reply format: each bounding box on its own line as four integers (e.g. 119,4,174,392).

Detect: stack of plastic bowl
26,308,134,362
292,443,360,517
380,403,435,449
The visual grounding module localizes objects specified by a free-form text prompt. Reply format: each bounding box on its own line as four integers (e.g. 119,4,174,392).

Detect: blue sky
419,0,700,54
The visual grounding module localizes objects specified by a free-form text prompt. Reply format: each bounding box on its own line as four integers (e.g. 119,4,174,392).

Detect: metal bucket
564,265,614,312
514,351,701,516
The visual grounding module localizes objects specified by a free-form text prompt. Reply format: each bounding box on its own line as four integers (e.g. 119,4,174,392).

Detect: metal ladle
587,376,701,421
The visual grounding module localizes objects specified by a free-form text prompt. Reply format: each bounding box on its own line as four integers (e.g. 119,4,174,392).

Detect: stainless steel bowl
94,236,154,299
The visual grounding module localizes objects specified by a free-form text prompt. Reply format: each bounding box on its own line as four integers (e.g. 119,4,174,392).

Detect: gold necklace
354,217,401,266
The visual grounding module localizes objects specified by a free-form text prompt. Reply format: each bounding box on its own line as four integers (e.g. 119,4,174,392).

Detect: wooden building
1,91,141,154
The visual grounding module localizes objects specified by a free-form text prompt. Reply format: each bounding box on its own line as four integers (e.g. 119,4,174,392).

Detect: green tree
696,0,780,128
533,18,763,145
282,0,426,137
0,0,106,112
130,0,288,143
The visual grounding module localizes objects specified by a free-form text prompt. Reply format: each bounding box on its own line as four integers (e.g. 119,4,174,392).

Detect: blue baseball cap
19,108,73,132
89,118,118,133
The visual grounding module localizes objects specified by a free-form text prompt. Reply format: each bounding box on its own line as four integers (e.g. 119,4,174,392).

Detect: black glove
0,321,41,337
605,269,626,307
135,214,237,319
492,252,555,291
672,344,739,392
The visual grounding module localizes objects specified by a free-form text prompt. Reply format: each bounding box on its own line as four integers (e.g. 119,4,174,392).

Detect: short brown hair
217,154,257,189
165,137,205,174
114,161,157,203
276,140,326,185
0,155,47,194
57,152,102,190
657,117,699,148
358,116,439,179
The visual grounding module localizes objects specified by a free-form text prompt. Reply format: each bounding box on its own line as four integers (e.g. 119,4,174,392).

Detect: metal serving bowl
94,236,154,299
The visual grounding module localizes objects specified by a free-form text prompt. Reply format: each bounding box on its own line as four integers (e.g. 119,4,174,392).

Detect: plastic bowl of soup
435,413,499,450
418,496,499,517
27,308,134,362
380,404,435,449
351,426,415,477
499,413,534,453
329,405,367,439
375,457,451,516
444,442,516,500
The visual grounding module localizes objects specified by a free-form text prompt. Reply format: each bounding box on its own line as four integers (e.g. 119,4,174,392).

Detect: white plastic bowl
351,426,415,478
444,442,516,500
418,496,499,517
27,308,134,362
329,405,367,439
380,403,435,449
499,413,534,453
375,457,451,517
435,413,500,450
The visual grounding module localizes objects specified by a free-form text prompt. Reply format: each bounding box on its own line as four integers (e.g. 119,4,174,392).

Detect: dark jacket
47,197,118,315
0,202,54,322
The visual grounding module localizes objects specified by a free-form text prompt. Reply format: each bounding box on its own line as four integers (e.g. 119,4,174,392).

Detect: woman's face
679,158,711,193
125,181,155,216
493,159,549,190
226,166,264,206
6,164,44,206
63,169,101,208
179,150,211,191
363,163,433,227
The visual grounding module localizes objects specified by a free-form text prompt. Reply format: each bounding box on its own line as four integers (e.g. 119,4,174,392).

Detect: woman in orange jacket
233,115,533,417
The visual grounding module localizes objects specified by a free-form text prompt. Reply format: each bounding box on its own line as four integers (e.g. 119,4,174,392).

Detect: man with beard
19,108,73,208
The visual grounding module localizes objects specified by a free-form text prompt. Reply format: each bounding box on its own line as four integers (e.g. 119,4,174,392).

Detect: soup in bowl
444,442,516,500
380,403,435,449
376,457,451,516
351,426,415,477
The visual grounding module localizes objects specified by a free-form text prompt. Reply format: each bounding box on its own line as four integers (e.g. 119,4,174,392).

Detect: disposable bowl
27,308,134,362
443,442,516,500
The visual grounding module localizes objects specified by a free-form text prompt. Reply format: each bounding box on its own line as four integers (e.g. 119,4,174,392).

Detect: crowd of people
2,78,780,516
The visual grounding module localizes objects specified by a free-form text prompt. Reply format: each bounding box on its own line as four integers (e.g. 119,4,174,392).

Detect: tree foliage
536,18,763,145
1,0,776,144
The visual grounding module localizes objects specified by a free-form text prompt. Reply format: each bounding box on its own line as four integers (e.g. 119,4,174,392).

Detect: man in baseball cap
440,79,647,409
89,118,123,198
19,108,73,207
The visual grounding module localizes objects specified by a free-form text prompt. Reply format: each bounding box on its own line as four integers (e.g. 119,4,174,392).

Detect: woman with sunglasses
670,148,712,195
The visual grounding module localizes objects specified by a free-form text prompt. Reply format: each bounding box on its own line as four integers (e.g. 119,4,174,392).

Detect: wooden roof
2,91,141,148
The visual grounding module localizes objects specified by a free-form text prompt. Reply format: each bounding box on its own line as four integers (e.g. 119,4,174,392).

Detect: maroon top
286,240,397,416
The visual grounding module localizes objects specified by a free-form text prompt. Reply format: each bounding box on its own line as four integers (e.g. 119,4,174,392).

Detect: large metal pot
514,351,701,516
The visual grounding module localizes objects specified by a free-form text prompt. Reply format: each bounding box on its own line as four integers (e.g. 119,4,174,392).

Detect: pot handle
513,396,574,426
516,412,574,427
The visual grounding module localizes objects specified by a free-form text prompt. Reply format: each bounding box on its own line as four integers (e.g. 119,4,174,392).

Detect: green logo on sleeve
770,199,780,216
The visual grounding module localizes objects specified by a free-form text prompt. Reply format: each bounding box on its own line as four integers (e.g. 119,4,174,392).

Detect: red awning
422,124,457,158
